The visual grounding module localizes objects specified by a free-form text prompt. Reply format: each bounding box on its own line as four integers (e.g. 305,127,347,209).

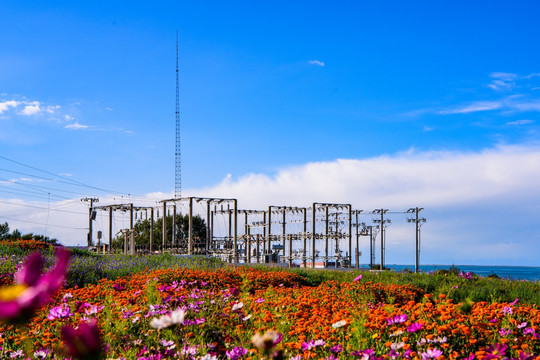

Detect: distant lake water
376,264,540,281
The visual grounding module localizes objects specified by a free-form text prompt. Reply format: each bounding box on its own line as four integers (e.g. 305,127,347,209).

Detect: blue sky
1,1,540,266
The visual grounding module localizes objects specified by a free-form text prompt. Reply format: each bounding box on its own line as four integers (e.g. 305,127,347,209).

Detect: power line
0,200,87,215
0,155,130,196
0,168,55,181
0,177,71,200
0,186,67,201
0,216,87,230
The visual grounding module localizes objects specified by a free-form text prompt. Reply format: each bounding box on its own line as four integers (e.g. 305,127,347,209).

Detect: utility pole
353,210,363,268
372,209,390,271
81,197,99,248
407,207,426,273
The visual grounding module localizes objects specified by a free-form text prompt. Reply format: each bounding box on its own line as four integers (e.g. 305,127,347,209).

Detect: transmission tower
175,31,182,199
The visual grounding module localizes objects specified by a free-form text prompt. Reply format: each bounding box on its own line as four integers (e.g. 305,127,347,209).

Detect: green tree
11,228,21,240
111,214,207,252
0,222,9,240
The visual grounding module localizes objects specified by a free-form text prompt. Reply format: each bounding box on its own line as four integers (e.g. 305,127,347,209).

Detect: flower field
0,245,539,359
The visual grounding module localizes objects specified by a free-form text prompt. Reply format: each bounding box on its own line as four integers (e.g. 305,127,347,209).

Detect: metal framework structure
86,195,425,271
175,31,182,199
92,203,155,253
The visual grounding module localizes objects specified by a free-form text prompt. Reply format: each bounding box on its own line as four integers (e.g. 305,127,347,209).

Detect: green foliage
66,253,224,288
110,214,207,251
0,221,59,244
0,222,9,240
278,267,540,306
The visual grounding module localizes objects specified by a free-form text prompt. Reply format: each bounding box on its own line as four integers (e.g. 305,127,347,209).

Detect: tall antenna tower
175,31,182,199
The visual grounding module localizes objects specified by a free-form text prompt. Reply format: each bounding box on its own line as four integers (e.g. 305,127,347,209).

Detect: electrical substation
86,196,426,271
83,35,427,272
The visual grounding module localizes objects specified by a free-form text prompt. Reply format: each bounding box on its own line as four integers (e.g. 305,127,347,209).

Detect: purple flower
330,344,343,354
353,275,363,282
485,343,507,359
225,346,247,360
112,283,125,291
255,298,265,303
509,298,519,306
517,352,535,360
421,348,443,359
517,322,527,329
301,340,314,351
387,314,408,325
61,319,103,359
0,248,70,324
48,305,73,320
229,288,240,297
523,327,535,335
314,339,326,347
301,339,325,351
407,322,423,333
499,328,511,336
459,272,473,280
501,306,513,315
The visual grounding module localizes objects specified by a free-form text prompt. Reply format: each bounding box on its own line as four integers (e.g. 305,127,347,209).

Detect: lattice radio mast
175,31,182,199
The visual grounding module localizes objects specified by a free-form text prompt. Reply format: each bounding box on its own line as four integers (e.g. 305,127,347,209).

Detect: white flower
199,355,218,360
332,320,347,328
242,314,252,321
170,309,185,324
150,309,185,330
231,302,244,311
391,342,404,350
252,330,281,350
33,350,49,359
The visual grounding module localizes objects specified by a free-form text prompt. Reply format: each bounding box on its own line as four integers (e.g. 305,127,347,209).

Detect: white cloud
193,144,540,210
20,101,60,116
488,72,517,91
64,114,75,121
2,144,540,265
438,101,503,114
0,100,20,114
65,122,90,130
509,99,540,112
308,60,325,67
105,107,113,111
506,119,533,125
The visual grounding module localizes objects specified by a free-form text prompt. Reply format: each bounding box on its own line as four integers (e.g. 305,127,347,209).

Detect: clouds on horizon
2,140,540,265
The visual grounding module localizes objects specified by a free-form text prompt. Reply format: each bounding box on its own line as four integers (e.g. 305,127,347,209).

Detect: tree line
0,221,60,245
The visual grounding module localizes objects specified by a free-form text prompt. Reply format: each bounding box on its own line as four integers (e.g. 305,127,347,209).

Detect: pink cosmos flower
0,247,70,324
353,274,363,282
48,305,74,320
407,322,423,333
421,348,443,359
61,319,103,360
485,343,507,359
387,314,408,325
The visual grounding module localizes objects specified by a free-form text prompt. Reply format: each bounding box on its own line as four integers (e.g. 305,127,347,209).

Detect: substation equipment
87,196,411,269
